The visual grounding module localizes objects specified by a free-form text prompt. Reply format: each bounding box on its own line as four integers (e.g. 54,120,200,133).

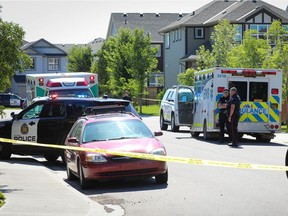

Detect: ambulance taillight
76,80,89,86
217,87,225,93
89,76,95,84
271,88,279,94
39,78,44,86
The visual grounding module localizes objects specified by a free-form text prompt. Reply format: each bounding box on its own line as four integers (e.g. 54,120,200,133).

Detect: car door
177,86,194,125
11,103,44,142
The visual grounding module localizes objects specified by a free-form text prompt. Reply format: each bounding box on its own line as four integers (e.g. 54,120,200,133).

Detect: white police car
0,97,139,161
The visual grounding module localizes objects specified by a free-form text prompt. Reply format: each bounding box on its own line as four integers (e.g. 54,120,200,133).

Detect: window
153,44,161,57
21,104,44,119
249,82,268,102
175,30,178,41
228,81,247,101
195,28,204,39
28,58,36,70
250,24,270,40
39,103,66,118
48,58,60,71
165,33,170,49
172,31,175,42
178,87,194,102
235,25,243,44
178,29,182,41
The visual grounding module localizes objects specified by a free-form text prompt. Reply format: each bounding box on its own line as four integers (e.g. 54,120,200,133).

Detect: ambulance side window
22,104,44,119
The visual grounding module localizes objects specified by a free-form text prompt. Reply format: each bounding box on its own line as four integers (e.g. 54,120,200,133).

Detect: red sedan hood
82,138,164,154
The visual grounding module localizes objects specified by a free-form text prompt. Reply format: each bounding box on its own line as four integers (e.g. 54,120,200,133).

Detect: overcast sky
1,0,287,44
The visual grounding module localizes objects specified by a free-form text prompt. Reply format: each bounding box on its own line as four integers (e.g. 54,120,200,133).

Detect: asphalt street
0,114,288,216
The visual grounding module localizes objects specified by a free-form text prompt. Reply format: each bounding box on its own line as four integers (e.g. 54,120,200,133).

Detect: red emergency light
89,76,95,84
39,78,44,86
271,88,279,94
76,80,89,86
47,80,62,87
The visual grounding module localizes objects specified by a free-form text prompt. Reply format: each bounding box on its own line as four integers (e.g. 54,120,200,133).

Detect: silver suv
160,85,194,132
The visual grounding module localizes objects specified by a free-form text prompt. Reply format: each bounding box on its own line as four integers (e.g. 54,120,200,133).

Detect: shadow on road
64,177,168,196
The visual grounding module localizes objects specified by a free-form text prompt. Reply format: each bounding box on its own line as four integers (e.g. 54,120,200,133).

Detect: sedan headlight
85,153,107,163
151,148,166,156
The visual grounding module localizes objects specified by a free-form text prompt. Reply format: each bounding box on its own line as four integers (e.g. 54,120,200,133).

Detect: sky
1,0,287,44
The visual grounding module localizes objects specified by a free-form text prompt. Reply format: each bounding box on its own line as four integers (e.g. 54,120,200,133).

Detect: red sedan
64,112,168,189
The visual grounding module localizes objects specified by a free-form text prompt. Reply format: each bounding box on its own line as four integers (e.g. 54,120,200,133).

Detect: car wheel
256,136,271,143
160,112,168,130
285,149,288,179
191,131,200,138
203,121,209,140
171,114,179,132
44,154,59,162
155,170,168,184
0,143,12,160
66,161,77,181
78,162,90,190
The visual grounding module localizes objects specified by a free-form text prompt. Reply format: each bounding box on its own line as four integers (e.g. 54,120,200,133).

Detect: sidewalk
0,157,107,216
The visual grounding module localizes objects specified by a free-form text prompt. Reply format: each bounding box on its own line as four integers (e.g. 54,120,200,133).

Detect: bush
0,191,5,208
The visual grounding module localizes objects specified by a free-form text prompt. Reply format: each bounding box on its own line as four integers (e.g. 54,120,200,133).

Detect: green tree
177,68,196,86
95,28,158,113
196,19,236,69
0,19,31,115
67,45,93,72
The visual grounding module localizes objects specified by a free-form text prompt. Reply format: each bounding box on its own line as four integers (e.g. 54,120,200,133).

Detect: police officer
227,87,241,147
218,89,229,143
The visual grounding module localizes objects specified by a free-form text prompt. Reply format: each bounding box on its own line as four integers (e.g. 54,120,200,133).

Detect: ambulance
190,67,282,142
26,72,98,105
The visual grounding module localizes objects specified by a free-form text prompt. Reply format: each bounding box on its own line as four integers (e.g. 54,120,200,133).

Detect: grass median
0,192,5,208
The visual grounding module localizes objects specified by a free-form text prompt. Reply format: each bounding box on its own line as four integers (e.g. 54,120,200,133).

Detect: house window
178,29,182,41
153,44,161,57
195,28,204,39
235,25,243,44
250,24,270,40
48,58,60,71
165,33,170,49
175,30,178,41
28,57,36,70
172,31,175,42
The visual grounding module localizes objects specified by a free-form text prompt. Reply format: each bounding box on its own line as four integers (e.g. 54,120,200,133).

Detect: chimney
123,13,127,17
140,13,143,17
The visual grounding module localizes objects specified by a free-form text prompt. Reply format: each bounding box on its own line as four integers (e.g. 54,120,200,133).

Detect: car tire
78,162,91,190
44,154,59,162
171,114,179,132
285,149,288,179
256,136,271,143
155,170,168,184
160,112,168,130
0,143,12,160
203,121,210,140
66,161,77,181
191,131,200,138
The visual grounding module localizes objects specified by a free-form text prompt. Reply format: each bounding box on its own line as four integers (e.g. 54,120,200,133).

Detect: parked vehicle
0,97,139,161
0,93,26,109
191,67,282,142
26,72,98,105
65,112,168,189
160,85,194,132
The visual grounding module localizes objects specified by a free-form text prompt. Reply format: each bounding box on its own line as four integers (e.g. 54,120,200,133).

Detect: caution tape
1,137,288,171
141,98,161,102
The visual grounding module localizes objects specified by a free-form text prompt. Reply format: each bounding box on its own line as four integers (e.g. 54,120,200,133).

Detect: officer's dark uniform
217,92,229,143
227,92,241,147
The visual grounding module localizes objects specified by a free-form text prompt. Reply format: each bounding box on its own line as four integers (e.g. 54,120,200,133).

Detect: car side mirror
10,112,17,120
67,137,79,144
154,131,163,136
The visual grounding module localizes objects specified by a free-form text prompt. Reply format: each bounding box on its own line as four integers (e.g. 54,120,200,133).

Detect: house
13,38,68,97
159,0,288,89
106,13,187,89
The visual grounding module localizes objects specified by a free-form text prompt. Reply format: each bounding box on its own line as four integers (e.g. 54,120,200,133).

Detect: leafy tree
177,68,196,86
95,28,158,113
0,18,31,115
67,45,93,72
228,30,271,68
196,19,236,69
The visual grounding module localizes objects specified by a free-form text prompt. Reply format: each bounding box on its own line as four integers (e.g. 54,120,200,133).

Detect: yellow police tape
1,137,288,171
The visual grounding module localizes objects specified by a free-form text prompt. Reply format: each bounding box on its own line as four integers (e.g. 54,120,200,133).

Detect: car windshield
49,89,93,98
82,119,153,143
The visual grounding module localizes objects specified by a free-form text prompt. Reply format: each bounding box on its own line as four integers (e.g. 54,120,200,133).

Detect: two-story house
12,38,68,98
159,0,288,89
106,13,186,90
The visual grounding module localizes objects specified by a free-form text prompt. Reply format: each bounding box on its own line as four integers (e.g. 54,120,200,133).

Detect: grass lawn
136,104,160,116
281,125,288,133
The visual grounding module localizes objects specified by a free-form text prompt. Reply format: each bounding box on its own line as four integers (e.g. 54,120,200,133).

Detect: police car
0,97,139,161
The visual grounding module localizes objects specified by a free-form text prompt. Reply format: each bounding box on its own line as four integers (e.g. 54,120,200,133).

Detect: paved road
1,116,288,216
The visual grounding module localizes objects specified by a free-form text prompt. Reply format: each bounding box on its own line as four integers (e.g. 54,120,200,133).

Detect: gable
245,9,281,24
23,39,67,56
